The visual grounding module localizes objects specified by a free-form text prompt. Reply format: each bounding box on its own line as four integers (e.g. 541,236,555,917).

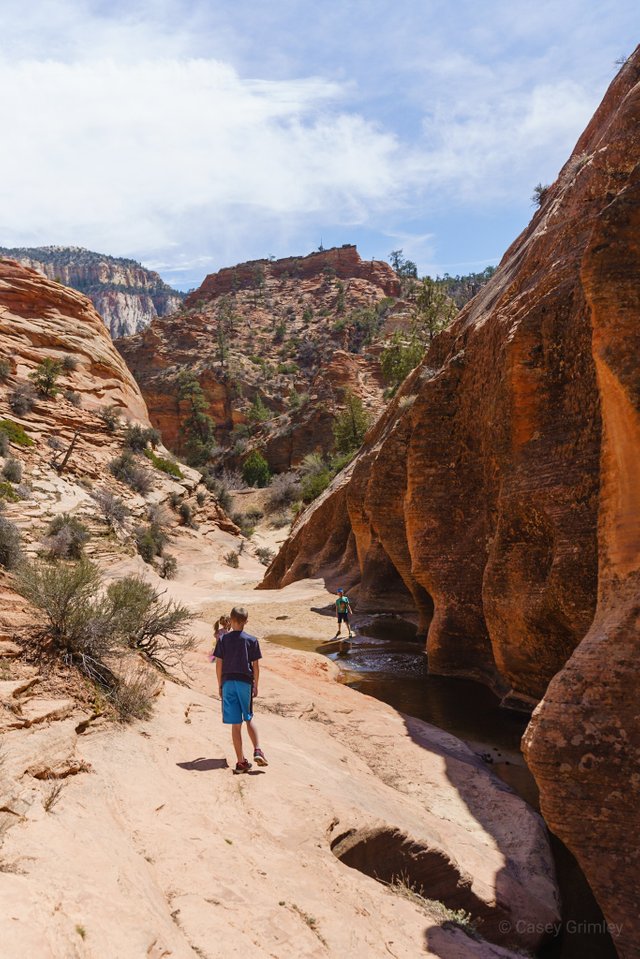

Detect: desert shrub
135,523,168,564
62,354,79,372
112,665,162,722
2,458,22,484
267,472,301,512
106,576,195,670
0,418,33,447
29,358,63,397
99,405,120,432
158,555,178,579
196,489,206,507
0,433,8,457
47,435,65,452
92,488,130,528
248,395,270,425
64,390,81,407
231,512,255,537
16,482,32,500
0,516,22,569
143,448,183,478
224,550,239,568
0,481,19,504
46,513,90,559
15,559,195,680
205,479,232,513
271,510,291,529
169,490,182,509
124,424,161,452
256,546,274,567
0,359,11,382
289,390,309,411
221,469,244,490
301,469,331,503
531,182,550,207
145,503,171,528
178,502,195,527
109,452,153,495
9,384,36,416
242,451,270,488
329,450,356,474
245,508,264,524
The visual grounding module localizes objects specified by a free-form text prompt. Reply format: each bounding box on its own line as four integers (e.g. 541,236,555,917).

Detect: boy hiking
214,606,268,774
335,588,354,638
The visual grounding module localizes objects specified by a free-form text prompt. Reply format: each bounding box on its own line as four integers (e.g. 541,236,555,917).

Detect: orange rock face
264,52,640,950
185,244,400,305
118,246,402,466
0,259,149,423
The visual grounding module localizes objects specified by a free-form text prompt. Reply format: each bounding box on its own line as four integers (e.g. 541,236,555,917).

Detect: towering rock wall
0,246,183,338
263,52,640,952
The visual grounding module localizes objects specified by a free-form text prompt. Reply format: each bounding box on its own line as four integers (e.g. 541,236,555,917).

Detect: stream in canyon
268,619,616,959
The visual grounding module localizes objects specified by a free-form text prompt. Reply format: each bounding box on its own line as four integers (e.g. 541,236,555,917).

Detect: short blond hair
231,606,248,623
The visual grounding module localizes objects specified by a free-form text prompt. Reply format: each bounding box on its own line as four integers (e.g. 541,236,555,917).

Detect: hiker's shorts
337,612,349,625
221,680,253,724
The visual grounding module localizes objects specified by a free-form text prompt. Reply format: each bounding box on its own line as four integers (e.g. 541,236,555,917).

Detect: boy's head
337,588,344,595
230,606,248,630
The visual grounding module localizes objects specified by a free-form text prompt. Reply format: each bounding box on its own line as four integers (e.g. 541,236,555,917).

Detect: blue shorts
221,680,253,724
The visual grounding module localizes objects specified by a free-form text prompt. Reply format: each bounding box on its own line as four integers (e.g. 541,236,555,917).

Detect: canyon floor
1,526,559,959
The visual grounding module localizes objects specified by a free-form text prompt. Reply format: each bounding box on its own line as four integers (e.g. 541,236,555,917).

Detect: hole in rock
330,824,508,944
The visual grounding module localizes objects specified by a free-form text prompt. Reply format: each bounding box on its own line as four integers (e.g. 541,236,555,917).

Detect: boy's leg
246,718,260,751
231,723,244,763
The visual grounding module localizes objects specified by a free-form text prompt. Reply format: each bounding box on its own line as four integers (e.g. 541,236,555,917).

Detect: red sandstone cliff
0,258,149,423
118,246,404,467
185,244,400,305
262,51,640,953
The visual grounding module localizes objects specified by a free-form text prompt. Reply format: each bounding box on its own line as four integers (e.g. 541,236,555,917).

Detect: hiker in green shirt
335,588,354,638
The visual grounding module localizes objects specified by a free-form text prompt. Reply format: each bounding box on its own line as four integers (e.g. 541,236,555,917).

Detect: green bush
0,516,22,569
143,448,183,478
196,489,206,507
124,424,161,451
242,450,271,488
230,512,255,538
0,432,8,457
64,390,81,407
109,452,153,496
0,419,33,447
46,513,90,559
333,391,371,455
301,468,332,503
15,559,195,681
29,358,63,397
2,458,22,483
178,502,195,527
0,358,11,382
135,523,168,564
248,396,271,425
0,481,19,503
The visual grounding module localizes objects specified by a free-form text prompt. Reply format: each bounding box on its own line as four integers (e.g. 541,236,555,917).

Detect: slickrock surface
263,50,640,951
0,246,183,338
0,258,150,423
118,246,404,466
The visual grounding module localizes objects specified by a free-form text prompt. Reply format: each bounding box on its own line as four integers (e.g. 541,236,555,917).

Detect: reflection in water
268,622,616,959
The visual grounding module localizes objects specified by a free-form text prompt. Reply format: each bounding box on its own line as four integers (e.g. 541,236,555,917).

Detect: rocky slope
117,246,406,469
262,49,640,953
0,246,184,338
0,256,561,958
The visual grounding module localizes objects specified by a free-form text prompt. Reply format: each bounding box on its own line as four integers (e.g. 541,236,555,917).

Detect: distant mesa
0,245,184,339
185,244,401,306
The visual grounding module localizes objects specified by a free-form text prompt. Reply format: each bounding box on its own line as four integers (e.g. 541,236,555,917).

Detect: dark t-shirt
213,630,262,685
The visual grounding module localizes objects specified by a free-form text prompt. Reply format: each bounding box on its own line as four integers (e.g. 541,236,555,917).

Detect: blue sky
0,1,636,290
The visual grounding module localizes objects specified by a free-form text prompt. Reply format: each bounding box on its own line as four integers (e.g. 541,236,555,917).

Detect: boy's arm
215,657,223,695
251,660,260,696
